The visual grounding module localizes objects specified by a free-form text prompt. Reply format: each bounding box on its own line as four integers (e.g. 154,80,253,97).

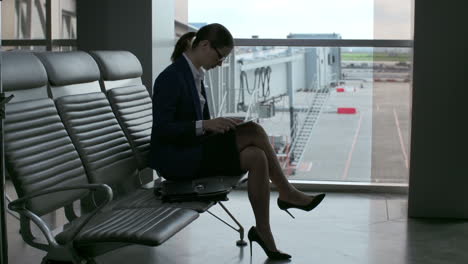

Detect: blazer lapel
177,57,202,120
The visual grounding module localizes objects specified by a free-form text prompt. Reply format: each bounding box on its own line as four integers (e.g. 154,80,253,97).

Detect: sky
187,0,412,39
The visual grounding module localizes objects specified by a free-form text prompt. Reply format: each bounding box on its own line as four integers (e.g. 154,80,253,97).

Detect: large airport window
205,46,411,184
176,0,413,185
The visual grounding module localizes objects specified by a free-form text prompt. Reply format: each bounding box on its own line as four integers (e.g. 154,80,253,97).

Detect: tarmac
260,68,411,184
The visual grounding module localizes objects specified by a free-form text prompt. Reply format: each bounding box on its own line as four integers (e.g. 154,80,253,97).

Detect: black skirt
196,130,244,178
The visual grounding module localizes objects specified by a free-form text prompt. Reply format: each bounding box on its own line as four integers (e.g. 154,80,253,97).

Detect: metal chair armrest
8,184,113,246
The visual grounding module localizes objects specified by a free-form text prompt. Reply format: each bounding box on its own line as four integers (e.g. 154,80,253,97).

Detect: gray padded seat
3,52,88,216
36,51,211,212
3,51,199,262
70,50,248,248
57,92,141,197
36,51,144,198
55,206,193,246
86,52,250,248
90,50,152,170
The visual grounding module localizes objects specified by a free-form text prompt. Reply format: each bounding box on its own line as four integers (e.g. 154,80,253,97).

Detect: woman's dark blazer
149,56,210,179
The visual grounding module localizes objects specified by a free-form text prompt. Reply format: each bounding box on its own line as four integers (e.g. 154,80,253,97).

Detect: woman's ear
199,40,210,48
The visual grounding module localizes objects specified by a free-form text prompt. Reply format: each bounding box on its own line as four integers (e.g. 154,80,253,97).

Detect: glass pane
179,0,412,39
374,0,413,39
53,0,76,39
2,0,77,40
52,45,77,51
1,0,46,39
207,46,411,184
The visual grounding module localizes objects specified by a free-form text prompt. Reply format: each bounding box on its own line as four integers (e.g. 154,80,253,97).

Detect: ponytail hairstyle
171,31,196,62
171,23,234,62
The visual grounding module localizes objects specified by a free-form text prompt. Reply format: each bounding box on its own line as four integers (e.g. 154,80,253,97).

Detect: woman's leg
240,146,279,252
235,122,313,205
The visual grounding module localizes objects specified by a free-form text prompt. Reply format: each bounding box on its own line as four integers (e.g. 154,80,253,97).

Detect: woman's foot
277,191,326,218
248,226,291,259
255,226,278,252
278,190,315,207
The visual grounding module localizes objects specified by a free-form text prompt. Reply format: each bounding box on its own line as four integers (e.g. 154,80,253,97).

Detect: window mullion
45,0,52,51
234,38,413,48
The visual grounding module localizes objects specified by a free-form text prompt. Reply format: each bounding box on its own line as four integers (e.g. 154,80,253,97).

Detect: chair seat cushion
56,206,198,246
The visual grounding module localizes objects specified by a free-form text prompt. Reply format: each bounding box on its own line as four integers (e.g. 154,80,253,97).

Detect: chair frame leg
5,194,20,220
207,201,247,247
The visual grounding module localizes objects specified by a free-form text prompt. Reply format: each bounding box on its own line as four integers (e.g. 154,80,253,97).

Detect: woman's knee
245,122,267,136
236,121,264,136
235,122,271,152
240,146,267,170
237,122,268,143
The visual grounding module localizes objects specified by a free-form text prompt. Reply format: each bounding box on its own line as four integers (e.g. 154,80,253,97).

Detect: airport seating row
2,50,246,263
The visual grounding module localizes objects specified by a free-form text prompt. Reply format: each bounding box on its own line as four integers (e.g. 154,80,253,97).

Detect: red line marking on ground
337,107,357,114
393,108,409,169
341,114,363,180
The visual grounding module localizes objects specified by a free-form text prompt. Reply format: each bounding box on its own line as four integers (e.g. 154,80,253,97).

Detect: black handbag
154,178,232,202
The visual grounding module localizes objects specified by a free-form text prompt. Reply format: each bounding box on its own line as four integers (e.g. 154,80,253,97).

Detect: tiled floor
6,190,468,264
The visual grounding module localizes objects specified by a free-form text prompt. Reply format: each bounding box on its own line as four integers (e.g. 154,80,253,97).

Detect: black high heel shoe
277,193,326,218
248,227,291,260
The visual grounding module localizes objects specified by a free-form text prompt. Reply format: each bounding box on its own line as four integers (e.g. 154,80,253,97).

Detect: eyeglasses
211,45,228,62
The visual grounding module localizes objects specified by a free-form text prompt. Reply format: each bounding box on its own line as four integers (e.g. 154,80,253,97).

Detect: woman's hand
203,117,242,134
